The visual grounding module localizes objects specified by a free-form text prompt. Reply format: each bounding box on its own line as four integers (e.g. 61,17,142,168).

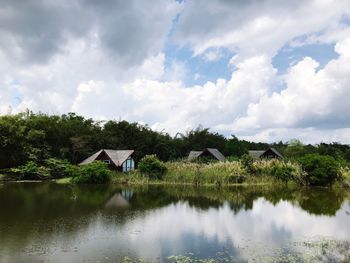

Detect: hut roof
206,148,226,162
188,151,204,161
79,149,134,167
248,150,265,159
188,148,226,162
248,148,283,159
266,147,283,159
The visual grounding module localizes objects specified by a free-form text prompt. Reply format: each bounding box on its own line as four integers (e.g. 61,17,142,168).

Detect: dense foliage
9,158,77,180
299,154,340,186
1,112,350,170
8,158,111,184
138,155,167,180
1,111,350,186
71,161,111,184
10,161,50,180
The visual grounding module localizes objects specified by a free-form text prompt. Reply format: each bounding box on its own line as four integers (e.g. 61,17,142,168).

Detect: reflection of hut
121,189,133,201
248,148,283,159
105,193,130,208
79,149,135,172
104,189,134,209
188,148,226,162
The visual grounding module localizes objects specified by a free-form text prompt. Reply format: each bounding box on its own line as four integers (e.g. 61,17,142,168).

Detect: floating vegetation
119,239,350,263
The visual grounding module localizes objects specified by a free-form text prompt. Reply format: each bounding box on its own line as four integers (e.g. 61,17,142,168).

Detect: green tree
299,154,340,186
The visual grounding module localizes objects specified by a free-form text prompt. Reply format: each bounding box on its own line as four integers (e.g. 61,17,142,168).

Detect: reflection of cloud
3,196,349,262
115,198,350,260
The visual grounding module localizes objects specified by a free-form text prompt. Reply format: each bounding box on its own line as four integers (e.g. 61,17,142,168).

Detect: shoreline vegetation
1,155,350,189
1,111,350,188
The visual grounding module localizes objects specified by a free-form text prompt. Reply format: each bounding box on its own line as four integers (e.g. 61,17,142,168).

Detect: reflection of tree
0,183,120,251
155,185,347,216
297,188,345,216
0,183,347,256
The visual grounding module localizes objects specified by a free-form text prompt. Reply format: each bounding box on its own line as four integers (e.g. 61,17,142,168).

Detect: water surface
0,183,349,262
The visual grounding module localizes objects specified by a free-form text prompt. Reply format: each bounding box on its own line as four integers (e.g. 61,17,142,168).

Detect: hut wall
95,151,119,171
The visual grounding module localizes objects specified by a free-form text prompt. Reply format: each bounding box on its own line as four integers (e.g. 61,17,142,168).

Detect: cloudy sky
1,0,350,143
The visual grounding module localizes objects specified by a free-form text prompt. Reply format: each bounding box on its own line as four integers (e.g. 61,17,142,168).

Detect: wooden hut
248,147,283,159
188,148,226,162
79,149,135,172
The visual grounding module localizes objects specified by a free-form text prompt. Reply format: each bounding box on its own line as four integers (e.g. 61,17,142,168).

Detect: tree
299,154,340,186
225,135,248,157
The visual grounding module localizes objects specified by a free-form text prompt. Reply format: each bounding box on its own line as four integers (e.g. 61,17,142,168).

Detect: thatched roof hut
79,149,135,172
188,148,226,162
248,147,283,159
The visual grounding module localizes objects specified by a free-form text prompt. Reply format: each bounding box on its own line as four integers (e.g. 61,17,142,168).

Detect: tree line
1,111,350,169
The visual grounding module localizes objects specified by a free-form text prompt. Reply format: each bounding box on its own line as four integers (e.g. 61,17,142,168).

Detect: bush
72,161,111,184
138,155,167,180
340,167,350,188
45,158,74,178
241,154,255,173
253,159,305,184
10,161,50,180
298,154,340,186
268,161,299,182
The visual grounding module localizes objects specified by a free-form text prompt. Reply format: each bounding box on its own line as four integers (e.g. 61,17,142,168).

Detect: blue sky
272,43,338,75
163,44,233,86
1,0,350,143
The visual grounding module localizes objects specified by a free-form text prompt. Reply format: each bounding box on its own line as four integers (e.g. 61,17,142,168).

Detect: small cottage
188,148,226,162
248,147,283,159
79,149,135,172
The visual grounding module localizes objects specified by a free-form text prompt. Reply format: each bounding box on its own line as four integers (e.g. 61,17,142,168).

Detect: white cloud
1,0,350,143
175,0,350,61
119,55,276,133
203,49,223,62
228,37,350,140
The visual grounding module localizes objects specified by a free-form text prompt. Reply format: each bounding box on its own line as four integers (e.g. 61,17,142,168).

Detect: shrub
268,161,298,182
252,159,306,184
340,167,350,188
10,161,50,180
72,161,111,184
44,158,74,178
298,154,340,186
138,155,167,180
241,154,255,173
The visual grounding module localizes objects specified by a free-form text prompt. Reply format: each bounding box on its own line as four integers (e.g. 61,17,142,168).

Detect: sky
1,0,350,143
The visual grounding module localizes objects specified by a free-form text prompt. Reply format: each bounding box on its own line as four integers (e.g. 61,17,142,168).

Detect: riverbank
51,159,350,189
2,157,350,188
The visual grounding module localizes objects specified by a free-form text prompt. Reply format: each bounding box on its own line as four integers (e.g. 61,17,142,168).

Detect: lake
0,183,349,262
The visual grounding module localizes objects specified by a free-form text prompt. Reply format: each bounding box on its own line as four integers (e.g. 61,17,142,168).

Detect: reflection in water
0,183,349,262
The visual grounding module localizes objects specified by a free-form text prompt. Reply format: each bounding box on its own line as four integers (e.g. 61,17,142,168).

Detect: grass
7,158,349,189
340,167,350,187
165,161,247,186
55,177,72,184
110,159,308,187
